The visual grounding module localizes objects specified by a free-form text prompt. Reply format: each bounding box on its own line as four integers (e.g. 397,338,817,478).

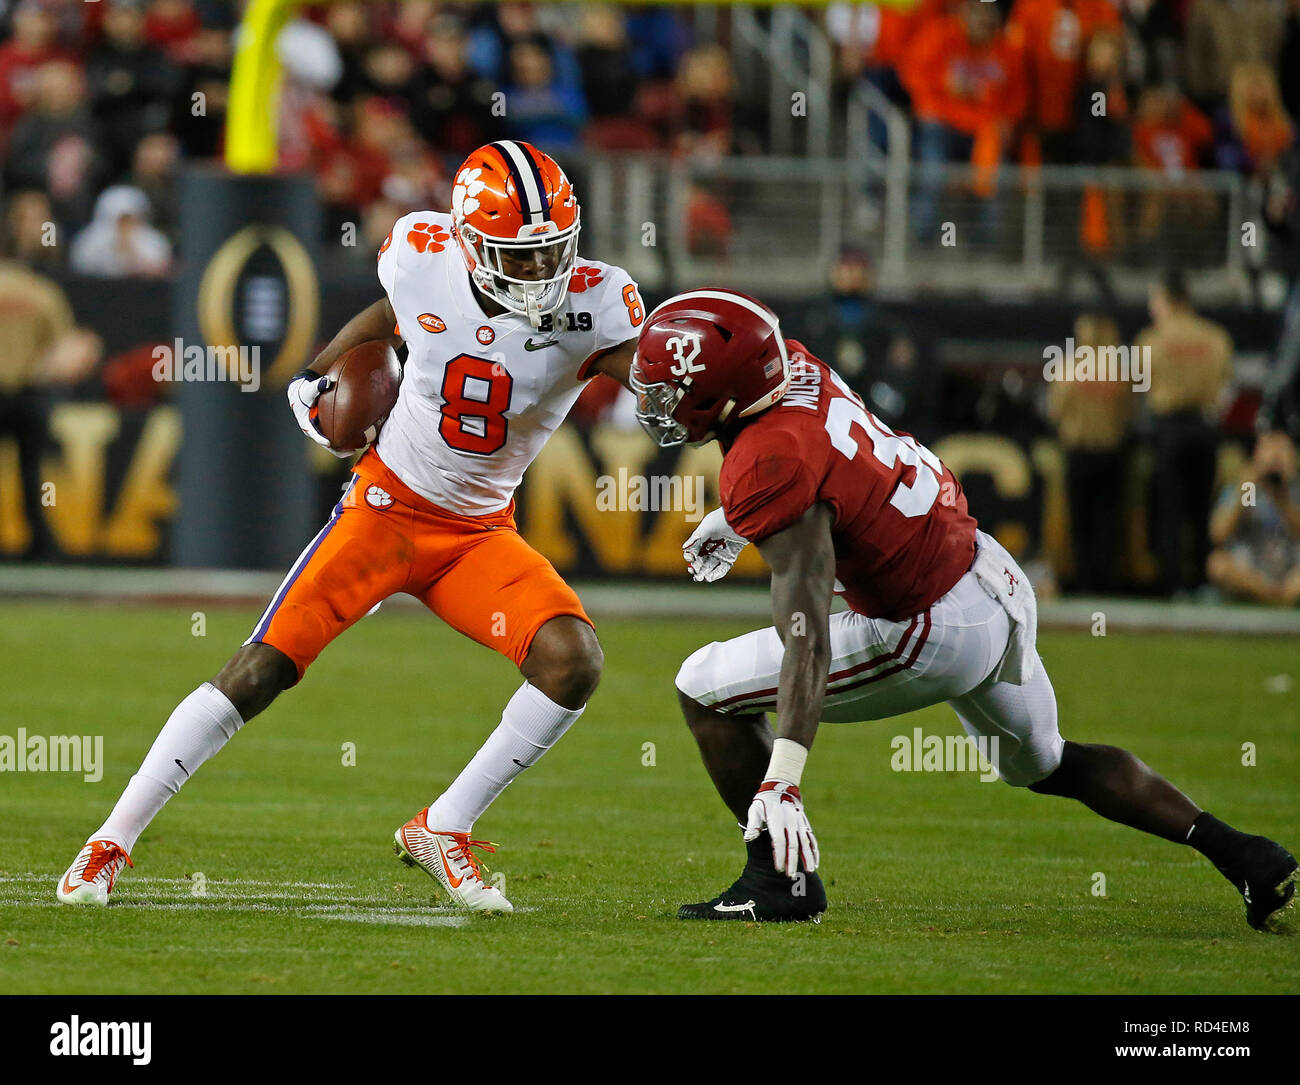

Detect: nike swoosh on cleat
439,844,464,889
712,899,757,914
61,872,81,896
524,338,560,352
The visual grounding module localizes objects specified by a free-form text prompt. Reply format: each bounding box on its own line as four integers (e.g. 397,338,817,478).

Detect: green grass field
1,600,1297,994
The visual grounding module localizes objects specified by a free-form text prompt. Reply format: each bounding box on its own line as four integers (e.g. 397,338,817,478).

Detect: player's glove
683,507,748,582
744,780,819,878
288,369,350,458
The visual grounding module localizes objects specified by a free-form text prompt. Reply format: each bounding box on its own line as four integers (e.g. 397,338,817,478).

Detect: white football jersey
374,211,643,515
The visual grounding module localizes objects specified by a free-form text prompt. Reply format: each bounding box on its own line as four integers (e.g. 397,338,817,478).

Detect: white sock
91,683,244,854
426,682,583,832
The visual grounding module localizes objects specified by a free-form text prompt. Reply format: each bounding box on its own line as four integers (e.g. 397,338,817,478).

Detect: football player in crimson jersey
57,142,646,912
632,288,1297,929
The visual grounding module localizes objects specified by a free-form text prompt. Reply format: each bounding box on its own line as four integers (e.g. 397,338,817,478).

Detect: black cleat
678,838,828,922
1214,836,1298,933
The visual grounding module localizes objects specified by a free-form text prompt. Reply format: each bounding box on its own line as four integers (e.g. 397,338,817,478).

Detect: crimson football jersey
720,344,978,621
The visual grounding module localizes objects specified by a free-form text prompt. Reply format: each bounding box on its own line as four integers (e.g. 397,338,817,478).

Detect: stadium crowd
1,0,1297,270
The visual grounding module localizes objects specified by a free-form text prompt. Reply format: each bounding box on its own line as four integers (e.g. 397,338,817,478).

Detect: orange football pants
246,449,592,681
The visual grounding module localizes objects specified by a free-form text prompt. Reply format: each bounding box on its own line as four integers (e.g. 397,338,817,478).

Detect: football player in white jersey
58,141,644,912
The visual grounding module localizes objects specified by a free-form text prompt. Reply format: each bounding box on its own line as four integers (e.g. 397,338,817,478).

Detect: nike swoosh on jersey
524,338,560,351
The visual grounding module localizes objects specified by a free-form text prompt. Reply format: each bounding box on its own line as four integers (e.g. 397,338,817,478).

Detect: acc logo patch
365,485,393,510
476,325,496,345
418,313,446,334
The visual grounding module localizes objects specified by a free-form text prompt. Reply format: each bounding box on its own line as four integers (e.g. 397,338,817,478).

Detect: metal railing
572,150,1259,301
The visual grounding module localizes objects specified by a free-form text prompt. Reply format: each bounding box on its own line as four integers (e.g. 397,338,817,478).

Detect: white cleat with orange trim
394,808,513,913
56,840,133,906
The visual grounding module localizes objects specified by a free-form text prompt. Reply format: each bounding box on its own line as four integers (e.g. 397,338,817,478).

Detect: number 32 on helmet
631,289,792,447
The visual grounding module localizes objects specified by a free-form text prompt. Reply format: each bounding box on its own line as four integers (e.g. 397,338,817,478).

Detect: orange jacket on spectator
1007,0,1122,132
868,0,953,68
899,14,1028,135
1134,97,1214,174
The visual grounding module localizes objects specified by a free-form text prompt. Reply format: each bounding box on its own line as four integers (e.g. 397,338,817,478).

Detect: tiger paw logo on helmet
452,167,488,219
406,222,451,254
566,266,604,293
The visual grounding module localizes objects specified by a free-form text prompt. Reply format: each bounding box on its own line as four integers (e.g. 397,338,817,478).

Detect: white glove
744,781,819,878
683,507,748,582
288,370,350,458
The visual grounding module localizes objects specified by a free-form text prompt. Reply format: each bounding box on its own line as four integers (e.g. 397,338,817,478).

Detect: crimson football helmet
631,289,791,446
450,140,580,326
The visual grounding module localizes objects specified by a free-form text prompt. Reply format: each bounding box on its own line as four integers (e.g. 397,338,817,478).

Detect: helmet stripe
490,140,548,225
648,289,780,332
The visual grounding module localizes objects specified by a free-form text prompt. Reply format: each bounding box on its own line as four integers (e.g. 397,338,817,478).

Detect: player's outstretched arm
743,503,836,876
588,338,637,388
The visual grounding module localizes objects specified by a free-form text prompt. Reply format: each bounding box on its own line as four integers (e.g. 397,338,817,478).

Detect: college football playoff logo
667,331,705,377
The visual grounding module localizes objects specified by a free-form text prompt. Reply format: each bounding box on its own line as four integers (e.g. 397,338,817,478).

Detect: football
316,339,402,452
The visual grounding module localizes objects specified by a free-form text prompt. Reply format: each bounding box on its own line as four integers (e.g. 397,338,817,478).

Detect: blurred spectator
1074,29,1131,260
900,0,1027,239
1048,312,1134,592
144,0,201,64
1282,0,1300,124
2,188,62,265
1183,0,1285,112
469,3,580,91
323,1,371,104
6,60,105,229
69,184,171,277
0,259,101,558
86,0,182,177
684,182,732,257
1137,268,1234,595
0,0,73,142
171,24,231,159
410,17,507,160
1076,29,1131,165
672,44,758,159
1132,83,1215,247
1008,0,1122,164
623,4,692,81
504,40,587,151
576,5,638,119
797,247,935,437
1214,62,1293,179
128,131,180,238
358,40,416,102
1207,432,1300,604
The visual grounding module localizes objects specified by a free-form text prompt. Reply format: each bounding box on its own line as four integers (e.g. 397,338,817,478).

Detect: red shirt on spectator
1134,97,1213,175
0,41,77,133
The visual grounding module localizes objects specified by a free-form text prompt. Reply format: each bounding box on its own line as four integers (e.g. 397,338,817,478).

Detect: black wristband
292,367,323,384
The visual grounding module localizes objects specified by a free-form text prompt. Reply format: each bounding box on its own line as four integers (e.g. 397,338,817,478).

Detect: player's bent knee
213,643,297,721
521,617,603,708
674,643,716,706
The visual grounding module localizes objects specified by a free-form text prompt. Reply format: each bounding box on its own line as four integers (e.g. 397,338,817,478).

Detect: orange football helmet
450,140,580,327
